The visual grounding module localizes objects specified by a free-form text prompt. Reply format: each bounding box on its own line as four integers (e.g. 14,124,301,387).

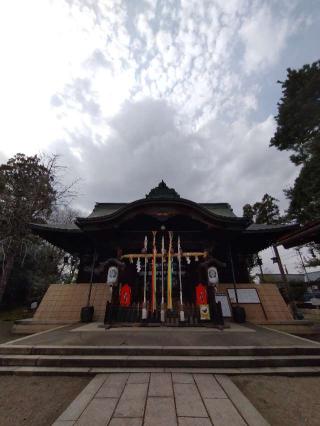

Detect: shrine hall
31,181,296,325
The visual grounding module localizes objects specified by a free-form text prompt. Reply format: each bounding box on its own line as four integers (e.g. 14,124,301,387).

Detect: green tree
270,60,320,165
284,147,320,223
243,194,282,279
0,153,75,304
271,60,320,266
243,193,281,224
270,60,320,223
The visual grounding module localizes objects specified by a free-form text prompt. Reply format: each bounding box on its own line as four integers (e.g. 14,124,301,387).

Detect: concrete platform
4,322,319,348
1,322,320,372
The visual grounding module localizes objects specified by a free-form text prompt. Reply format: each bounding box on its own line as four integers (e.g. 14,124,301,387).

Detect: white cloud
239,4,293,73
48,98,298,217
0,0,317,274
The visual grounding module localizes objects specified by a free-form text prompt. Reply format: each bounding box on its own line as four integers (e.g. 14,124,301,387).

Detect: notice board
215,293,232,317
227,288,260,304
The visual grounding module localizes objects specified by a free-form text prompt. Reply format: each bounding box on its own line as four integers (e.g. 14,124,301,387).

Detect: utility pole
273,244,296,318
257,256,264,282
296,247,310,284
272,245,287,282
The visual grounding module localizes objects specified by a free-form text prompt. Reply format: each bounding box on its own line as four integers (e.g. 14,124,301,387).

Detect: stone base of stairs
1,345,320,374
12,319,74,334
1,366,320,377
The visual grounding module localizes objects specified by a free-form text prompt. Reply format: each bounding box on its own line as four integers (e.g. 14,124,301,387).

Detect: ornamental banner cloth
200,304,210,320
167,231,173,310
195,283,208,305
151,231,157,312
120,284,131,307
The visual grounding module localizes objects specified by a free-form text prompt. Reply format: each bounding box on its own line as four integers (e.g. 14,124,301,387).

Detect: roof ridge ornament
146,180,180,199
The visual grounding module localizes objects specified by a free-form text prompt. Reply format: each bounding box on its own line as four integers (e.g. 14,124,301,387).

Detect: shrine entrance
104,231,220,326
31,181,298,327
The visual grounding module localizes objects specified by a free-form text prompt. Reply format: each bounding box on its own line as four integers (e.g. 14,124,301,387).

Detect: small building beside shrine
30,181,295,326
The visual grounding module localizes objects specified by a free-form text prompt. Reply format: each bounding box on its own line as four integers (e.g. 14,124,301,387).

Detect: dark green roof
200,203,236,218
86,182,237,220
245,223,296,232
30,222,81,232
146,180,180,199
87,201,237,220
87,203,127,218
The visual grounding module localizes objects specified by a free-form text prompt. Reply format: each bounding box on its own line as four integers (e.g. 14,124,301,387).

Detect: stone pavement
53,373,269,426
10,322,319,348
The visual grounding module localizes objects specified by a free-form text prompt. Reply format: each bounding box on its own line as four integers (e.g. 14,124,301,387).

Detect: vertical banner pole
161,235,165,322
228,244,239,304
87,250,97,307
167,231,173,310
152,231,157,313
142,236,148,320
178,236,185,322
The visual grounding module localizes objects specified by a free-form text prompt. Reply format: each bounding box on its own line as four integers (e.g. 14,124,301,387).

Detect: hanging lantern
208,266,219,284
107,266,118,285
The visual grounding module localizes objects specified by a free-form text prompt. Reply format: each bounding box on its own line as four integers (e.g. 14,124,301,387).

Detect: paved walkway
53,373,269,426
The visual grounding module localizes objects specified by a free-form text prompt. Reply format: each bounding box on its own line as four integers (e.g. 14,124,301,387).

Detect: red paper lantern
195,283,208,305
120,284,131,307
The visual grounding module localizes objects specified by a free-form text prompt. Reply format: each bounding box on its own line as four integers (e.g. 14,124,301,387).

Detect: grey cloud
84,49,111,69
110,99,176,145
53,78,101,118
48,98,296,217
44,0,313,219
51,95,63,107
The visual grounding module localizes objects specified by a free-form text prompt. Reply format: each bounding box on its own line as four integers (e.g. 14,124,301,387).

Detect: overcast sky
0,0,319,273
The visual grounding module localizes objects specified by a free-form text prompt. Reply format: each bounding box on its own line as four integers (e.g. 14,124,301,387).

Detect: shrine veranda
31,181,296,325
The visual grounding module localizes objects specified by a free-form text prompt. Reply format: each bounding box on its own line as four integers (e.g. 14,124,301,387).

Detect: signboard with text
227,288,260,304
215,293,232,317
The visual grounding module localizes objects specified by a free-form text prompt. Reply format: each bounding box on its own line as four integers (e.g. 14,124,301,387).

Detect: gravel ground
0,376,89,426
233,376,320,426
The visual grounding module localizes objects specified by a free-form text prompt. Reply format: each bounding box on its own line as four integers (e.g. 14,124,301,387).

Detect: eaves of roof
245,223,299,233
30,222,82,233
277,219,320,248
76,197,249,227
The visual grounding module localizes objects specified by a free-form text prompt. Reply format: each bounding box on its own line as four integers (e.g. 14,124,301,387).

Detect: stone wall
218,283,293,323
34,283,111,322
33,282,292,324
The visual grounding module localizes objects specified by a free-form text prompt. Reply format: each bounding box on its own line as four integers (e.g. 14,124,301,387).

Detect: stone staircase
1,345,320,374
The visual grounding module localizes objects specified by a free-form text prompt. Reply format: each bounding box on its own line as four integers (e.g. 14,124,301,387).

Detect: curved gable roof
76,197,250,229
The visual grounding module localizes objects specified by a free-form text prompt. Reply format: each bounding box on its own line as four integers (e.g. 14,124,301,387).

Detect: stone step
1,345,320,356
1,365,320,376
1,354,320,369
